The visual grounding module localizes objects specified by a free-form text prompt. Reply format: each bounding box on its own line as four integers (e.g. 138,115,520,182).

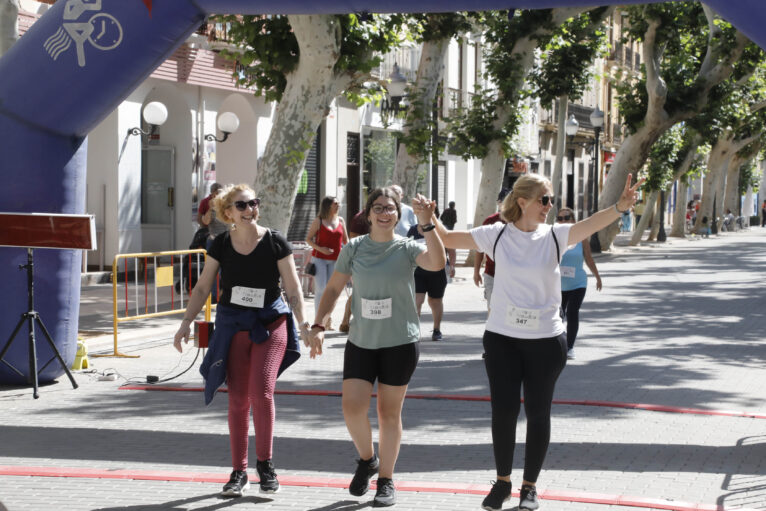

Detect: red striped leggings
226,315,287,470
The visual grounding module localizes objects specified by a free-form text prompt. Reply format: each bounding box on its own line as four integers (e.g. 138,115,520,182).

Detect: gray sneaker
566,348,575,359
372,477,396,507
519,484,539,510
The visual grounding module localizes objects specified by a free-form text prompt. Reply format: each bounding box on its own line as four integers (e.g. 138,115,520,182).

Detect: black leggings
483,331,567,482
561,287,587,350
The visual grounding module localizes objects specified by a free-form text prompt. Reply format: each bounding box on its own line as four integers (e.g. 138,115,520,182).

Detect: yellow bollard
71,340,89,370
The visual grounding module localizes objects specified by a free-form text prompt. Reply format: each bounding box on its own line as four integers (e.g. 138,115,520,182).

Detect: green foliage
447,9,558,161
739,159,761,195
616,2,759,137
217,14,406,103
530,8,609,105
644,124,684,191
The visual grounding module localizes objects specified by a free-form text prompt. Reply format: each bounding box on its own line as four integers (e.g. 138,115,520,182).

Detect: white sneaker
567,348,576,359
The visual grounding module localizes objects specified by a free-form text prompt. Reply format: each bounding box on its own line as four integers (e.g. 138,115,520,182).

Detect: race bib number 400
231,286,265,308
506,306,540,330
361,298,393,319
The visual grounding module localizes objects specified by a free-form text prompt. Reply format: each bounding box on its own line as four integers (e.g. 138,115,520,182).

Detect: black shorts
343,340,420,386
414,267,447,299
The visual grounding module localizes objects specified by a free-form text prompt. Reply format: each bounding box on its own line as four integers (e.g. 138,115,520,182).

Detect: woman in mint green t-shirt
308,187,446,507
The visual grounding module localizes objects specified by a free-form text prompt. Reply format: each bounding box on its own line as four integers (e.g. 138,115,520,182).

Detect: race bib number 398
361,298,393,319
231,286,265,308
506,306,540,330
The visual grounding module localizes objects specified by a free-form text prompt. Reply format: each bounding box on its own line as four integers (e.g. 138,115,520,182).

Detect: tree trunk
0,0,19,56
723,141,762,215
474,136,507,228
255,15,352,232
629,189,657,245
670,179,688,237
647,193,660,241
471,7,584,231
547,94,568,224
394,35,450,201
598,12,748,251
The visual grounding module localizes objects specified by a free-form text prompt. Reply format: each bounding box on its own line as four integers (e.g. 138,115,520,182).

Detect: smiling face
520,184,554,225
368,196,399,233
228,190,259,226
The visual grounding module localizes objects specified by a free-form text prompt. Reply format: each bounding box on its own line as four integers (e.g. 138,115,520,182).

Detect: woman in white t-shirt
431,173,642,511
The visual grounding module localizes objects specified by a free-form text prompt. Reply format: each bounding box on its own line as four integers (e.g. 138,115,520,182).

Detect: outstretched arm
569,175,644,246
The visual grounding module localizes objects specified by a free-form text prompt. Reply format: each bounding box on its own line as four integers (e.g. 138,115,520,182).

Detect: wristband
421,223,436,232
614,203,627,214
310,323,326,331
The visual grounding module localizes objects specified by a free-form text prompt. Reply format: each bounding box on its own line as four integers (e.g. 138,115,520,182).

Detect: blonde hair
500,174,551,224
214,183,255,224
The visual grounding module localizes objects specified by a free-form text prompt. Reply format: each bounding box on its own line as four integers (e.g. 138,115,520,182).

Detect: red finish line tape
0,465,751,511
119,385,766,419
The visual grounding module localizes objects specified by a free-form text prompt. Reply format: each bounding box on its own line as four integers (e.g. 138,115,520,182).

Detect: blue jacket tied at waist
199,300,301,405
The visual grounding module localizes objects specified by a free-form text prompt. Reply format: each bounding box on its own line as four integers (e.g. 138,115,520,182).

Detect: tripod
0,248,78,398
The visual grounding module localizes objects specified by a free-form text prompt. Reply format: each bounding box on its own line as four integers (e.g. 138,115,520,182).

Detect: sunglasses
538,195,554,206
234,199,260,211
556,214,572,221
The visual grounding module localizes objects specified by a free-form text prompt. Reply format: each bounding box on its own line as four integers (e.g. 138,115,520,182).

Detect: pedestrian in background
407,223,455,341
555,207,602,359
306,196,349,330
198,182,229,250
173,184,310,498
441,201,458,230
761,200,766,227
390,184,418,237
339,208,370,333
473,188,510,312
308,188,445,507
432,173,641,511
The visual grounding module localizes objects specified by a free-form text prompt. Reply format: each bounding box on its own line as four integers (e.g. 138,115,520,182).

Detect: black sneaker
481,480,512,511
431,329,443,341
221,470,249,497
255,459,280,493
519,484,539,510
372,477,396,507
349,454,379,496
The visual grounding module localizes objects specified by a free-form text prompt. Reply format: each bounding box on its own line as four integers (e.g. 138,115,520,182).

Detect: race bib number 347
361,298,393,319
506,306,540,330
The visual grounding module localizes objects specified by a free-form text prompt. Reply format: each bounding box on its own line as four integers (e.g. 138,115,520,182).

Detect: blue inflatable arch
0,0,762,383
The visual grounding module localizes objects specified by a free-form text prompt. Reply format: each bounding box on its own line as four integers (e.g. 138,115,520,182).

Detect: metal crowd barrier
94,249,214,358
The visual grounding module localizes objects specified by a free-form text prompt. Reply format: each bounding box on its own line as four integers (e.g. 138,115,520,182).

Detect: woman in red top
306,196,349,329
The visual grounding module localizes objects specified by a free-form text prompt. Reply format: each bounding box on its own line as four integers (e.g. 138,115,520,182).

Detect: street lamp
381,62,408,116
119,101,168,162
205,111,240,143
565,107,604,252
589,106,604,252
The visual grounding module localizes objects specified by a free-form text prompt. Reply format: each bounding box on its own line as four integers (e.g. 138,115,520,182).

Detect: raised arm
429,211,479,250
412,194,447,271
569,175,644,246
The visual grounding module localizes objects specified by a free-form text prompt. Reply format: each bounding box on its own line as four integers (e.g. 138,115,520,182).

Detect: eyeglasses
556,214,572,221
234,199,260,211
538,195,554,206
371,204,397,214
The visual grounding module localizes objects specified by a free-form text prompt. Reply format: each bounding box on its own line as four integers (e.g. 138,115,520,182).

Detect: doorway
141,146,175,252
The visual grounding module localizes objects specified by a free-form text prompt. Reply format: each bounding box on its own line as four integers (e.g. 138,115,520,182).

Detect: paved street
1,230,765,511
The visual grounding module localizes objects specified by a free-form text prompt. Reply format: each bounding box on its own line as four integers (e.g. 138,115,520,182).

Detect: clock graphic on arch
88,13,122,50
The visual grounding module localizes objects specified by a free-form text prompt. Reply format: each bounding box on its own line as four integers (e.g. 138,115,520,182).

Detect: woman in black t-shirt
174,184,310,498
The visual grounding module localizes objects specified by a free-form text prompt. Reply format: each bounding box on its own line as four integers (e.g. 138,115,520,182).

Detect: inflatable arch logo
44,0,123,67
